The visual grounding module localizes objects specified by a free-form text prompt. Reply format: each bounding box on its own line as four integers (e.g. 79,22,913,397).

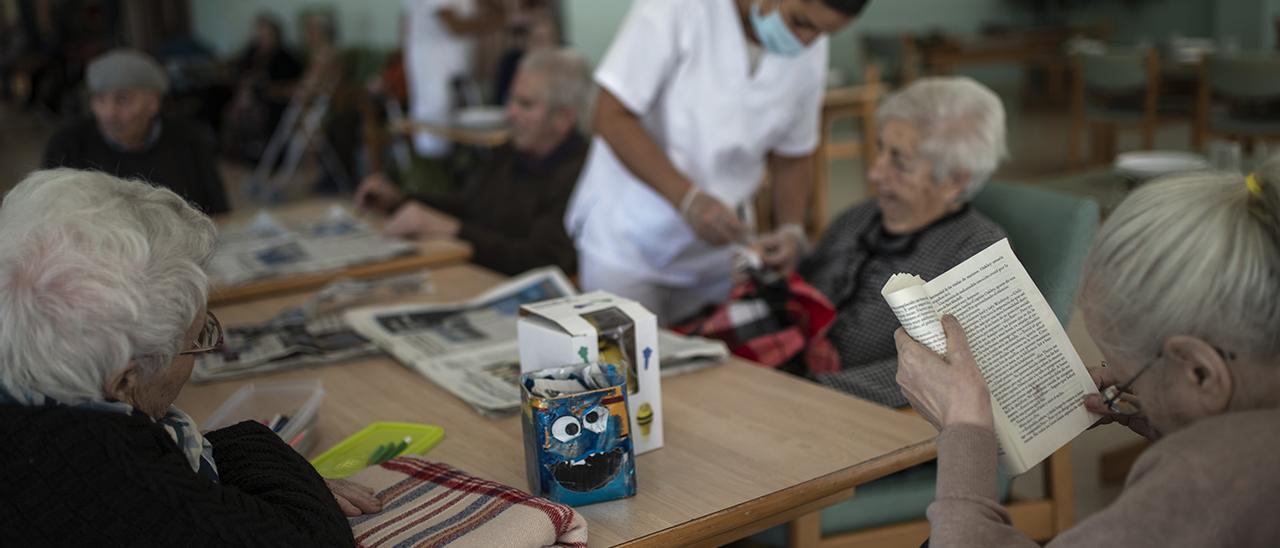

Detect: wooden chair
860,34,920,88
1193,53,1280,153
1068,48,1162,166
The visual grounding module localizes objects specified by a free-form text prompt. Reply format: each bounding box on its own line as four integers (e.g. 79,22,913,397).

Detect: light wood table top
390,119,510,148
208,200,472,307
177,264,938,547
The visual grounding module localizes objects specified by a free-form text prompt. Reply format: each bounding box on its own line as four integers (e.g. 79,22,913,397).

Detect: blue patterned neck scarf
0,384,220,483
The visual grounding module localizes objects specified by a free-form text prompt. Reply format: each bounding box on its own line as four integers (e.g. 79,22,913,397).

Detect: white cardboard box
518,291,663,454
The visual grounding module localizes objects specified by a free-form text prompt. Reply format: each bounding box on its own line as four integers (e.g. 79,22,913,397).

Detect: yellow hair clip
1246,173,1264,199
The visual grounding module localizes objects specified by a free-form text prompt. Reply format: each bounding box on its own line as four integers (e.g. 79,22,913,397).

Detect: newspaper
193,273,432,383
345,268,730,415
208,206,417,286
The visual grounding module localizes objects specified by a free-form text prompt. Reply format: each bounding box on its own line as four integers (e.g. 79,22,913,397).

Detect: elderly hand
894,315,994,430
1083,367,1161,441
382,202,461,240
325,479,382,517
354,173,406,214
680,187,748,246
752,223,807,272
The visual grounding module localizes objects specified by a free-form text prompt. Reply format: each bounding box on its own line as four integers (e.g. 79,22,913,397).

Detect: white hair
876,76,1009,199
518,47,591,114
1081,165,1280,364
0,169,217,403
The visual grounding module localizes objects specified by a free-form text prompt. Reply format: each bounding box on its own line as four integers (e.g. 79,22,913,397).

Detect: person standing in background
403,0,505,160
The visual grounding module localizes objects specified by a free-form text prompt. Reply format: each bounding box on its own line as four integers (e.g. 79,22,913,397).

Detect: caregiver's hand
680,186,747,246
894,315,994,431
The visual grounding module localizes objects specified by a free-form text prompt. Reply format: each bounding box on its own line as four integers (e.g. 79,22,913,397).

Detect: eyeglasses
1100,346,1236,416
1099,355,1158,416
178,311,225,356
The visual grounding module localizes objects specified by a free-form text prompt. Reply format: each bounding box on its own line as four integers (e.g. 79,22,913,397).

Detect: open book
881,239,1099,475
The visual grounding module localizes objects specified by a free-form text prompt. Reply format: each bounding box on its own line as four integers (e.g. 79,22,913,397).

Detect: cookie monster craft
520,362,637,506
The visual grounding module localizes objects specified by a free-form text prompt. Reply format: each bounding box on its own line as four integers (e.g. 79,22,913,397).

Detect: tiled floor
2,89,1182,523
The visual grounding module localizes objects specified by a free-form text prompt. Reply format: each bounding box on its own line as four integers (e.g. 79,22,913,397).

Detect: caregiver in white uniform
566,0,868,324
403,0,504,157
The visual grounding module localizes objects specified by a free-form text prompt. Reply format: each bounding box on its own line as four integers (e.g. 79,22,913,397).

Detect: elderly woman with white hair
798,76,1008,407
896,165,1280,545
0,170,378,545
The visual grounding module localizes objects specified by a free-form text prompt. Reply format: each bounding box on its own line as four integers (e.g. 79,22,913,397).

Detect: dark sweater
42,117,231,215
799,201,1007,407
419,132,587,277
0,405,354,547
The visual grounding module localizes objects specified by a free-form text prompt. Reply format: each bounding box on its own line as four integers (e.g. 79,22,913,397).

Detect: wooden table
389,118,510,148
178,264,937,547
208,200,472,306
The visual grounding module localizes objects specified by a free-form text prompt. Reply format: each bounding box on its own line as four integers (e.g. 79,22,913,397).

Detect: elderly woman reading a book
896,165,1280,545
798,76,1008,407
0,169,380,545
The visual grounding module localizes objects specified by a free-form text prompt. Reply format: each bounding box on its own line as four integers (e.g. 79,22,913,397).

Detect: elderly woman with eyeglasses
797,76,1008,406
0,169,380,545
895,164,1280,545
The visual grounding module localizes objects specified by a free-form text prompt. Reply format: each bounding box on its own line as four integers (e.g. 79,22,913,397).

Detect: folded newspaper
345,267,731,415
207,206,417,287
193,273,431,383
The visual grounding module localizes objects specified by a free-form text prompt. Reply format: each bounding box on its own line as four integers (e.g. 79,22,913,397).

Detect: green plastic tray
310,421,445,479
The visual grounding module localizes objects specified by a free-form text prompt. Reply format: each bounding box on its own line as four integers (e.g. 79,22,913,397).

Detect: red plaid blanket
675,272,839,375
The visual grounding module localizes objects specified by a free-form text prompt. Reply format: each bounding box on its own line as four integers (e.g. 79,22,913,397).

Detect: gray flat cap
86,49,169,95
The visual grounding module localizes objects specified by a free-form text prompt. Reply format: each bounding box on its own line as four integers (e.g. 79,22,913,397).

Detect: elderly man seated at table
797,77,1008,407
0,169,377,545
896,165,1280,545
354,48,589,277
42,49,230,215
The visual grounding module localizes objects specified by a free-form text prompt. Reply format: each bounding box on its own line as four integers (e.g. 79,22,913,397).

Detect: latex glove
894,315,995,431
382,202,461,239
325,479,382,517
354,173,405,214
1083,366,1162,441
680,187,748,246
752,223,808,272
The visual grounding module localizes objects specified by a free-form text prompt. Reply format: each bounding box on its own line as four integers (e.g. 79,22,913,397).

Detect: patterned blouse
798,200,1007,407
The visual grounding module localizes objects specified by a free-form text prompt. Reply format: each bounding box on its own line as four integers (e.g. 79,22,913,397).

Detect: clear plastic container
201,380,325,454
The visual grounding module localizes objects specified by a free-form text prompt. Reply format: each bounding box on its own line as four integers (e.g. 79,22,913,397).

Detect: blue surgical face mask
750,0,807,57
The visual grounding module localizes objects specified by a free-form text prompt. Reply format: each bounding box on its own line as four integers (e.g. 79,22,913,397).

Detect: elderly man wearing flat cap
43,49,230,215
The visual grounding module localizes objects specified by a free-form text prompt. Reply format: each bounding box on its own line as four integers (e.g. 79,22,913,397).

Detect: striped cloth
348,457,587,548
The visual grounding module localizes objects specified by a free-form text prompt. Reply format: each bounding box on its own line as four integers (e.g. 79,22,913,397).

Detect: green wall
192,0,403,57
557,0,1217,87
189,0,1244,80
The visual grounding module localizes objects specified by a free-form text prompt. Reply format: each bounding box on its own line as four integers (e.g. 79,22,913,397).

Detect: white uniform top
404,0,475,157
566,0,828,286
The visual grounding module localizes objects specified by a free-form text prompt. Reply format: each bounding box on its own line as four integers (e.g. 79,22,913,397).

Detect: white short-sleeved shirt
566,0,828,286
404,0,475,156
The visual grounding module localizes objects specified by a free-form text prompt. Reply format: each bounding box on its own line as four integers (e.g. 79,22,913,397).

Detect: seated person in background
222,13,304,161
896,167,1280,546
355,48,590,277
798,77,1008,407
42,49,230,215
0,169,378,545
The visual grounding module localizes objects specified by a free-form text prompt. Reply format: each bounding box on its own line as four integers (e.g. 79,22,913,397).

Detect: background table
178,264,938,547
209,200,472,306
